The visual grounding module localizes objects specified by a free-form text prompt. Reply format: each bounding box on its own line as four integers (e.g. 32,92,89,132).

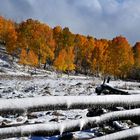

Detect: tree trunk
1,108,140,139
0,95,140,115
91,126,140,140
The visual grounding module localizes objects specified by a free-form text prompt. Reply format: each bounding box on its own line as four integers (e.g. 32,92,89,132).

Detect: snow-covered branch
91,126,140,140
1,108,140,139
1,95,140,114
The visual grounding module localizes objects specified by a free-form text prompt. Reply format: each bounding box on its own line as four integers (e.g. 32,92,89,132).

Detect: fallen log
1,95,140,115
1,108,140,139
91,126,140,140
95,83,129,95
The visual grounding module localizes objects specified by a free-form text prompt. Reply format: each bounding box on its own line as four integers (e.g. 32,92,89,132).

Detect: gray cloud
0,0,140,44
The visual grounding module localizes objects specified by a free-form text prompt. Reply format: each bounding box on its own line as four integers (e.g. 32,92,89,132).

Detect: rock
46,111,52,115
35,119,45,123
16,116,25,122
75,115,82,119
28,112,46,119
44,86,50,90
112,121,124,131
2,87,13,93
16,94,24,98
76,82,82,86
12,91,16,95
42,90,51,96
52,111,65,116
58,133,73,140
95,131,104,137
95,86,103,95
55,89,60,92
2,119,12,125
49,118,58,122
59,83,66,86
28,113,38,119
86,108,104,117
24,86,36,93
131,117,140,125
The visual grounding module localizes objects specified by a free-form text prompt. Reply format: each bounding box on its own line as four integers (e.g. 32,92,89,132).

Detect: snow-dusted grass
0,73,97,99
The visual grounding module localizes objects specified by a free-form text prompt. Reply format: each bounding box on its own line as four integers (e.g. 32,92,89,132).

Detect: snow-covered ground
0,55,100,140
0,47,140,140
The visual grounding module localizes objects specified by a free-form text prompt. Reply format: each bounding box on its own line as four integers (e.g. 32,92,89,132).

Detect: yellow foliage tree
19,49,38,67
108,36,134,78
0,16,17,54
133,42,140,68
54,48,75,73
17,19,55,67
91,39,109,75
74,35,94,74
65,47,75,72
54,49,67,71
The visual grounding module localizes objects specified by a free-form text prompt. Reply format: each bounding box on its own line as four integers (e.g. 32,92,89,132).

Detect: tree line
0,16,140,79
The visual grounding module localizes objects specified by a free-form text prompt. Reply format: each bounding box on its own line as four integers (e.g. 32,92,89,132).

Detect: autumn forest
0,16,140,79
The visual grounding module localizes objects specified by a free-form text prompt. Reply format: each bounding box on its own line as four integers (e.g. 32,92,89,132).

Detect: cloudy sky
0,0,140,44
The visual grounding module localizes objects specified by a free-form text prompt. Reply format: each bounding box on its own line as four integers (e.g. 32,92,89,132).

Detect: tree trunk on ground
1,108,140,139
0,95,140,115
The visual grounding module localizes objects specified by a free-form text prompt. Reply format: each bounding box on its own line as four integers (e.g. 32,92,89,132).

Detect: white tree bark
0,95,140,114
1,108,140,139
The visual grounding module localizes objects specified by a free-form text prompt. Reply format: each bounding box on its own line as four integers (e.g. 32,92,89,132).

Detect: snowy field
1,53,140,140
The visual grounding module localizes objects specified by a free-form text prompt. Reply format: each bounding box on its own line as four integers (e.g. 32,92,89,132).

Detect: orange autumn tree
91,39,109,75
54,47,75,73
53,27,75,73
54,49,67,71
0,16,17,55
65,47,75,73
133,42,140,68
0,16,138,78
108,36,134,78
19,49,38,67
74,34,87,72
53,26,63,58
17,19,55,67
54,27,75,56
127,42,140,79
74,35,95,74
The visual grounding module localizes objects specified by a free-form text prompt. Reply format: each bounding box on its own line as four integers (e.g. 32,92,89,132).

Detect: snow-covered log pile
0,95,140,139
0,95,140,115
1,108,140,139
